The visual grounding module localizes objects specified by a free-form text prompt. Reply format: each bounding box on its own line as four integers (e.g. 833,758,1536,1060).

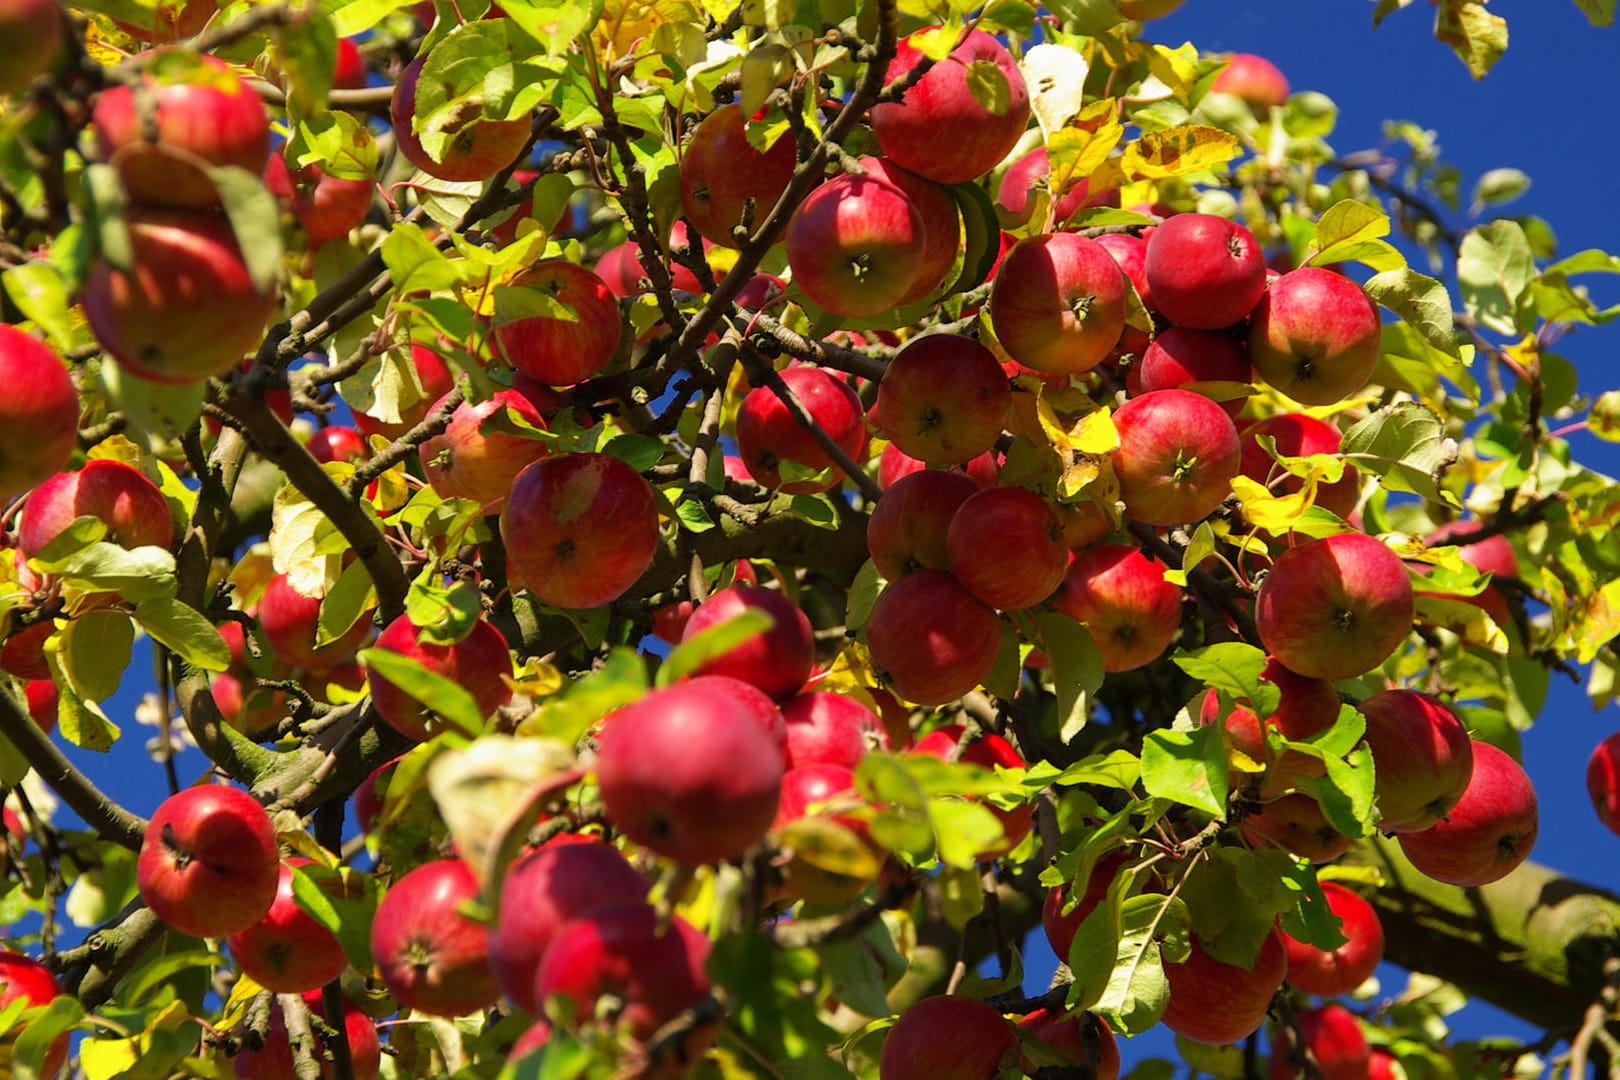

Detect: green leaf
673,498,716,533
1035,612,1104,743
1339,401,1461,506
655,607,773,688
939,861,985,927
1458,220,1535,334
44,651,120,753
601,434,665,472
1471,167,1530,210
1303,743,1378,839
329,0,408,34
134,598,230,672
788,493,841,530
846,560,884,632
319,560,379,648
963,59,1012,117
285,110,381,181
856,754,933,858
1572,0,1615,24
526,646,647,745
929,796,1007,869
1279,861,1349,952
118,950,226,1006
211,165,284,296
1307,199,1394,269
65,845,138,928
1179,848,1297,966
60,611,133,703
1364,267,1462,359
1434,0,1509,78
362,648,489,736
30,517,106,565
1171,642,1279,718
43,543,177,604
11,995,83,1080
2,264,73,351
98,363,209,456
1071,894,1189,1035
381,222,464,294
1373,321,1479,406
83,164,132,273
1140,724,1228,817
291,862,380,971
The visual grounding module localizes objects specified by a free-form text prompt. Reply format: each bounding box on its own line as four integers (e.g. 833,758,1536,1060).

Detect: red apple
1161,927,1287,1045
1369,1049,1400,1080
1052,544,1182,673
1421,519,1517,629
390,51,529,182
490,836,649,1014
1249,267,1382,406
333,38,367,89
989,233,1129,376
82,208,279,384
878,442,999,490
1397,740,1538,887
18,458,173,560
1017,1009,1119,1080
226,858,348,993
368,614,512,741
1144,213,1267,330
1112,388,1242,526
1127,327,1253,419
912,724,1031,858
1255,532,1415,681
865,569,1003,706
996,147,1106,226
1239,413,1361,519
210,672,285,736
1270,1003,1369,1080
782,691,888,770
1359,689,1474,832
735,366,867,493
351,755,404,838
860,157,962,305
867,469,979,580
679,103,798,247
1095,232,1153,314
265,152,373,242
308,425,367,465
649,561,757,644
785,172,925,317
490,260,623,387
499,452,660,610
1241,792,1353,863
946,486,1068,611
137,784,280,938
1587,731,1620,837
0,952,66,1078
1213,53,1291,110
1042,851,1133,963
92,51,270,210
258,572,375,675
234,993,381,1080
595,680,785,865
876,334,1009,466
372,858,499,1016
770,762,877,902
879,994,1019,1080
418,387,550,507
351,344,455,441
0,623,53,682
1281,882,1384,997
0,0,62,96
870,28,1031,184
0,327,78,503
679,585,814,702
23,680,56,734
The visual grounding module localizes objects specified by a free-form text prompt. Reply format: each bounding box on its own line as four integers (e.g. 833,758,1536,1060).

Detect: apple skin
1240,791,1353,864
946,486,1069,611
234,993,381,1080
1161,927,1287,1045
0,951,67,1078
879,994,1019,1080
1127,327,1253,419
785,172,925,317
735,367,867,494
1095,232,1153,314
308,425,367,465
534,902,712,1042
878,335,1009,468
1269,1003,1369,1080
595,680,785,865
989,232,1129,376
92,52,271,211
1213,53,1291,110
1239,413,1360,520
1281,881,1384,997
865,569,1003,706
23,680,56,734
1053,544,1183,673
372,858,500,1017
137,784,280,938
1369,1049,1400,1080
490,836,649,1015
18,459,174,560
1397,740,1539,887
679,586,815,702
871,28,1031,185
1249,267,1382,406
1587,731,1620,837
1255,532,1415,681
1421,519,1517,629
0,0,63,96
1359,689,1474,832
82,208,279,385
0,327,78,503
1016,1009,1119,1080
1144,213,1268,331
390,52,529,182
226,858,348,993
679,103,798,247
782,691,888,770
771,762,876,903
419,388,550,507
491,260,623,387
258,573,375,675
1113,388,1242,526
1042,851,1132,963
868,469,979,581
352,344,455,441
878,442,1000,490
499,452,660,610
860,157,962,305
368,614,513,741
0,623,53,682
996,147,1110,227
333,38,366,89
264,152,373,242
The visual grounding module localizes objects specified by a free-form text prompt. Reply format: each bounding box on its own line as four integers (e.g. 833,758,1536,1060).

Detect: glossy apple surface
785,172,925,317
371,858,500,1017
1053,545,1182,673
990,233,1129,376
137,784,280,938
368,614,513,741
1144,213,1267,330
18,459,174,560
1397,740,1538,887
1161,927,1287,1045
679,103,798,247
1255,532,1414,681
390,51,529,181
679,586,815,702
1359,689,1474,832
1281,881,1384,997
1113,388,1242,526
880,994,1019,1080
0,327,78,503
736,367,867,493
866,569,1003,706
1249,267,1382,406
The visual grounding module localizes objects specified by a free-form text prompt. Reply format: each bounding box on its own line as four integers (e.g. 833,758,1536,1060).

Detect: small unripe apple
137,784,280,938
0,327,78,504
371,858,500,1017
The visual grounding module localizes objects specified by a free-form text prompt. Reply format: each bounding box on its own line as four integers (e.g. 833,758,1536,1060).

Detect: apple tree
0,0,1616,1076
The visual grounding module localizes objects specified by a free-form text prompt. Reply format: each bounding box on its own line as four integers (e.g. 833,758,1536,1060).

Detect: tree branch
0,693,146,851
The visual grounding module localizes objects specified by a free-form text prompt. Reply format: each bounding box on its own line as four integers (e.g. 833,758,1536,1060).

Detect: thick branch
0,693,146,851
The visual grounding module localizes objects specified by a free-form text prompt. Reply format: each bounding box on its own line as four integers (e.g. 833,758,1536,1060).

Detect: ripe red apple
1095,232,1153,314
860,157,962,305
82,208,279,384
1052,544,1182,673
490,260,623,387
1397,740,1538,887
1359,689,1474,832
0,952,66,1078
878,442,1000,490
490,836,649,1014
946,486,1068,611
372,858,499,1016
137,784,280,938
234,991,381,1080
92,51,270,210
1112,388,1242,526
265,152,373,242
996,147,1106,226
1421,519,1517,629
1042,851,1132,962
679,104,798,247
1281,881,1384,997
1241,791,1353,863
1269,1004,1369,1080
418,388,550,507
0,623,53,682
0,327,78,503
1127,327,1253,419
23,680,56,734
989,233,1129,376
390,51,529,181
870,28,1031,184
877,334,1009,466
650,560,757,644
333,38,366,89
351,755,405,839
1249,267,1382,406
785,172,925,317
534,902,712,1041
0,0,63,96
771,762,877,903
1369,1049,1400,1080
865,569,1003,706
1239,413,1361,519
258,573,374,674
1144,213,1267,330
735,366,867,493
368,614,512,740
913,724,1032,857
1213,53,1291,109
351,344,455,441
782,691,888,770
308,425,367,465
1201,664,1337,797
595,680,785,865
879,994,1019,1080
1256,532,1415,681
1161,927,1287,1045
1017,1009,1119,1080
226,858,348,992
1587,731,1620,837
18,459,174,560
867,469,979,580
210,672,285,736
499,452,660,610
679,585,814,702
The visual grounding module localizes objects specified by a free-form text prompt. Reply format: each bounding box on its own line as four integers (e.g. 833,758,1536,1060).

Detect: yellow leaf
1230,475,1314,534
84,433,143,467
1413,594,1509,655
508,657,566,698
1047,98,1124,201
1120,125,1241,180
1576,579,1620,664
1144,42,1200,99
